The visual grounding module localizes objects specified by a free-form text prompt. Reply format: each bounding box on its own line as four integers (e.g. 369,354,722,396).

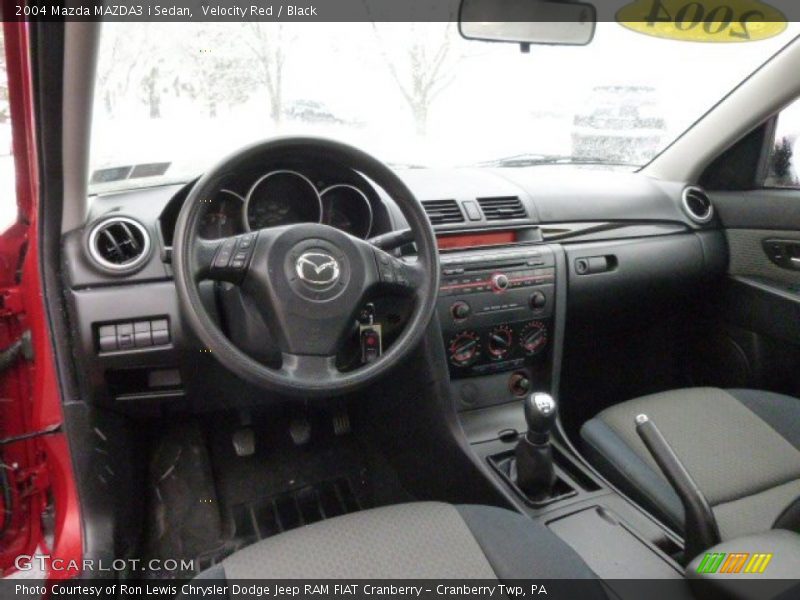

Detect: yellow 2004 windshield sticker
617,0,787,42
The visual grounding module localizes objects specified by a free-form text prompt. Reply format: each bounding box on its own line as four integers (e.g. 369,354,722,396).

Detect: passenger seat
580,387,800,540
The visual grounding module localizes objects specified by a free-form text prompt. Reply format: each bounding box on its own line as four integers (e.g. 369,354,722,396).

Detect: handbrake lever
635,414,721,562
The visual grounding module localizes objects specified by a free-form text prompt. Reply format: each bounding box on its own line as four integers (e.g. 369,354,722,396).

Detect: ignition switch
358,303,382,364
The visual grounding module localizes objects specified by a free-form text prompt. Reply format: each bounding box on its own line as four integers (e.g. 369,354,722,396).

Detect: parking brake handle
634,414,721,562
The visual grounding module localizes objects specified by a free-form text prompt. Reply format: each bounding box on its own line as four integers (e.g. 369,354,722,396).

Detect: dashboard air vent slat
477,196,527,221
681,186,714,224
422,199,465,225
88,217,151,273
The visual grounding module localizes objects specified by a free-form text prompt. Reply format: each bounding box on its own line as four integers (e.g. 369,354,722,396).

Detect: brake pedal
232,428,255,457
289,415,311,446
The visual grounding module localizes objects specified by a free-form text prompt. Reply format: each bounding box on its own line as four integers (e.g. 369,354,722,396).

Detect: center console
436,243,557,408
439,240,691,597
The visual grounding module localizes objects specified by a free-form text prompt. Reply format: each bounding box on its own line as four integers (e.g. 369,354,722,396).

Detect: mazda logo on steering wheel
295,252,341,286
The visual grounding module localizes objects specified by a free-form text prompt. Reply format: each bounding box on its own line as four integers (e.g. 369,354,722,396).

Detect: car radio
436,245,556,380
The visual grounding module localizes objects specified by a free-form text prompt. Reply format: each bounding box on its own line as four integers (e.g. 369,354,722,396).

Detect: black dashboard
62,163,728,411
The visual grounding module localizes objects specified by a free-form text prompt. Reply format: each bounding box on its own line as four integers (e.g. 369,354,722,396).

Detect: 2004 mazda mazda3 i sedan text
1,1,800,599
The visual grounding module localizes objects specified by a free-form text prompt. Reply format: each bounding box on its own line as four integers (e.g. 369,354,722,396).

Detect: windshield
89,20,800,193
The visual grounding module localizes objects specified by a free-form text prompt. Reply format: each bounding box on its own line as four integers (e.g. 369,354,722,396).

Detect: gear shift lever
514,392,557,499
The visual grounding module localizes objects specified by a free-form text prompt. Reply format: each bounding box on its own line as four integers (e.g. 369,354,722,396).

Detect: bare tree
95,24,142,116
140,64,164,119
180,26,253,118
241,23,292,126
371,23,459,136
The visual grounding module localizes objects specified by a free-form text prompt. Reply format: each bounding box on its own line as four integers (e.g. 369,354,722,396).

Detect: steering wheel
173,137,440,398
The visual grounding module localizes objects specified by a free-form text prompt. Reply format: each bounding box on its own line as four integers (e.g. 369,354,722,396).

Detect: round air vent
681,186,714,224
87,217,151,273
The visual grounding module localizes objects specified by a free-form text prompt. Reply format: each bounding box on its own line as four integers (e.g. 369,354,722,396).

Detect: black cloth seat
581,387,800,540
182,502,606,592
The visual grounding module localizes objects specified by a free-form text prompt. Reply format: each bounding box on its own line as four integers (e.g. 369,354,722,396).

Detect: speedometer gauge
245,170,322,230
320,184,373,239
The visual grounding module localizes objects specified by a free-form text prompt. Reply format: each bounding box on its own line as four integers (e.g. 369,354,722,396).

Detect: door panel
0,21,82,579
727,228,800,286
705,190,800,398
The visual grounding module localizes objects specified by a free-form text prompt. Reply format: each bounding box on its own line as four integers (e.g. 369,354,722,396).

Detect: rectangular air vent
477,196,527,221
421,199,465,225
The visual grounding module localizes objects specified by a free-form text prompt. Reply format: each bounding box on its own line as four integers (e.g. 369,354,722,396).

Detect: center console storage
489,443,599,507
547,506,687,581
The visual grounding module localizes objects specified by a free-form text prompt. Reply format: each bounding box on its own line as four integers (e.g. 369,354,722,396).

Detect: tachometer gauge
199,190,245,239
320,184,373,239
245,170,322,230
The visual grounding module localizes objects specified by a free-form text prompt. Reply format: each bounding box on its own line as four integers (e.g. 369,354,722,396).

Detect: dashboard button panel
96,317,171,353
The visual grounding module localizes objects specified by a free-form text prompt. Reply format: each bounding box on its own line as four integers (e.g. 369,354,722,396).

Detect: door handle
763,239,800,271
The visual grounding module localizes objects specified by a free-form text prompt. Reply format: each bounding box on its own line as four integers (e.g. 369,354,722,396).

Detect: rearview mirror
459,0,596,47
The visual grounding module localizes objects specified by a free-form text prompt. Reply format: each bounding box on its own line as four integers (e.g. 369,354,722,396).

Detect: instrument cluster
199,169,375,240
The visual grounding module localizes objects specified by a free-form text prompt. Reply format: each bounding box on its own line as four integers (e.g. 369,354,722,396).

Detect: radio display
437,231,517,250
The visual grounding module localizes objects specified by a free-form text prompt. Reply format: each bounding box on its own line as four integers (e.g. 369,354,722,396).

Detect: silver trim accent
531,392,556,415
681,186,714,224
87,216,151,273
244,170,322,232
295,252,341,287
320,183,374,239
220,189,246,203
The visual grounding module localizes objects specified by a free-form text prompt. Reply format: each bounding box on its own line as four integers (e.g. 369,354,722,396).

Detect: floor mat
195,477,363,572
142,407,412,577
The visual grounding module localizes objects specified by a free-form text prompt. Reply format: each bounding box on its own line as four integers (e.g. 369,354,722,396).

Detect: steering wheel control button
213,238,237,268
374,251,414,290
238,233,255,249
209,233,258,281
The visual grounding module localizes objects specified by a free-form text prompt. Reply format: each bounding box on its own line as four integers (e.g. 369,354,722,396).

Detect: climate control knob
529,290,547,310
450,301,471,321
487,325,513,360
491,273,510,292
520,321,548,356
448,331,481,367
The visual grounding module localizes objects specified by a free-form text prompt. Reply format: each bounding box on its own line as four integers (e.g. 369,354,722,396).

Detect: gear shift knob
514,392,557,500
524,392,557,444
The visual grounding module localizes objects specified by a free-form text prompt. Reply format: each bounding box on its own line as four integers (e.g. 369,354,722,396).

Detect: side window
765,98,800,188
